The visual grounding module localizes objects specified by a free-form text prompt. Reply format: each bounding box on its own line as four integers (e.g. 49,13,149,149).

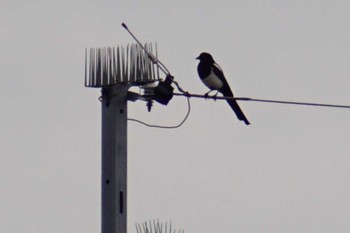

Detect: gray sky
1,0,350,232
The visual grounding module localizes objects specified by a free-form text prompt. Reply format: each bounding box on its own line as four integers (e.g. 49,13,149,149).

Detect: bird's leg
212,91,219,101
204,90,214,99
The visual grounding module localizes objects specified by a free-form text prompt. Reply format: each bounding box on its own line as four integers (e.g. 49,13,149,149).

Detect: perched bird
196,52,250,125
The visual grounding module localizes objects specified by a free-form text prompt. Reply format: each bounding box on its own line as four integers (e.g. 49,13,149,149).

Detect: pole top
85,43,158,88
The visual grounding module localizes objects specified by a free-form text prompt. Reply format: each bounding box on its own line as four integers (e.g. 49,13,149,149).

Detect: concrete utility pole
85,45,158,233
101,85,129,233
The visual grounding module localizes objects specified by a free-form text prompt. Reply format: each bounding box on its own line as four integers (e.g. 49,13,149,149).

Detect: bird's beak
195,56,199,60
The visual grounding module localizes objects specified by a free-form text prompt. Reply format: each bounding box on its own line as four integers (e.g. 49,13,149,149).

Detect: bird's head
196,52,215,63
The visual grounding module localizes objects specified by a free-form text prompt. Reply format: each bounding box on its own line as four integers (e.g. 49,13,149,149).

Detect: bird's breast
201,71,224,90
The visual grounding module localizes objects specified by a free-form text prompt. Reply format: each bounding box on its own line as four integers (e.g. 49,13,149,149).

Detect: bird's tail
225,97,250,125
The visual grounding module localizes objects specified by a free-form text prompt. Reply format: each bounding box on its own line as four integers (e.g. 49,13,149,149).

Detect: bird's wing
213,62,224,73
211,63,233,96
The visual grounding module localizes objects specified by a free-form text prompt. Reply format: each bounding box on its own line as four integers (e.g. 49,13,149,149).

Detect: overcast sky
1,0,350,232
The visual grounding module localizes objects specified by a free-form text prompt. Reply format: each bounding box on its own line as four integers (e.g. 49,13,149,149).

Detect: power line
128,89,350,130
173,92,350,109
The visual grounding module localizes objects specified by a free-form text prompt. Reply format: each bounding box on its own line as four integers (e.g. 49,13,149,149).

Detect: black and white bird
196,52,250,125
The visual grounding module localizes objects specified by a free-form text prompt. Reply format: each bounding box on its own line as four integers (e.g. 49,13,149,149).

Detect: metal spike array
85,43,158,87
136,220,185,233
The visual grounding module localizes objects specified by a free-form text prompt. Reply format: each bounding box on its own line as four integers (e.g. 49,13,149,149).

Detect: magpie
196,52,250,125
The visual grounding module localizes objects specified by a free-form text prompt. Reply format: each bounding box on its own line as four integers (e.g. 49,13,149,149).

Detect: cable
128,97,191,129
172,80,190,96
127,75,191,129
173,92,350,109
122,23,171,76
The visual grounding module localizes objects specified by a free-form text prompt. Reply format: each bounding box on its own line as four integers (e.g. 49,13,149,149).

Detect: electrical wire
128,97,191,129
122,23,194,129
173,92,350,109
122,23,171,76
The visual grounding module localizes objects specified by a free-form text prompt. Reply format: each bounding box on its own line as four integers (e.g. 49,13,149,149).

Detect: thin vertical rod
85,48,87,86
101,84,129,233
